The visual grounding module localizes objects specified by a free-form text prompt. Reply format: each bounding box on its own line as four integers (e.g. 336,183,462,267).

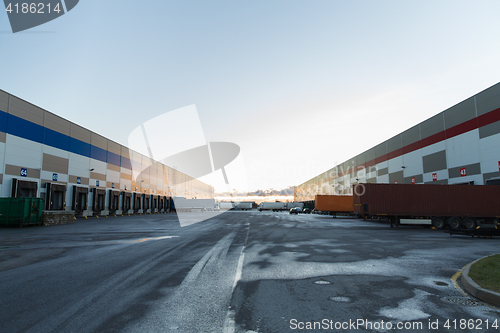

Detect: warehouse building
295,82,500,202
0,89,214,216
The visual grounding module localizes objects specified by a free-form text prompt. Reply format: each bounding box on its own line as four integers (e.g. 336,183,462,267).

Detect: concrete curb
461,255,500,307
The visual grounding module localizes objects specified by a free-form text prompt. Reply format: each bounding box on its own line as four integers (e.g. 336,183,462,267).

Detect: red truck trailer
352,183,500,229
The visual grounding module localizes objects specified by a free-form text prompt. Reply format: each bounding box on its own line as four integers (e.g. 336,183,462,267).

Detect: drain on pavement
441,296,484,306
329,296,351,303
314,279,331,285
434,281,448,286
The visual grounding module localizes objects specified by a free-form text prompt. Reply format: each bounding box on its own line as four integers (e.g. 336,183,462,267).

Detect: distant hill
216,186,294,197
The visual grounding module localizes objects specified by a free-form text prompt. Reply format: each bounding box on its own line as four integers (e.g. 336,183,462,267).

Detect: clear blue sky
1,1,500,192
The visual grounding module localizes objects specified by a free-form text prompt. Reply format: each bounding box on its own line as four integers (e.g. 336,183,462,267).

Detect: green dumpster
0,198,44,227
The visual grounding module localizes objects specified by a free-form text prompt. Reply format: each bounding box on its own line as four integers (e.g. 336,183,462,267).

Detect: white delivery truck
172,198,215,212
258,202,286,212
219,202,235,210
235,202,253,210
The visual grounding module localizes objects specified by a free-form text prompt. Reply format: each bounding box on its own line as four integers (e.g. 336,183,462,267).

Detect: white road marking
223,223,250,333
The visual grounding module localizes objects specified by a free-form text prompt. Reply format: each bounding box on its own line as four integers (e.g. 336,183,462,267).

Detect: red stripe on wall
386,148,403,161
445,117,478,139
327,107,500,180
365,159,377,168
419,131,446,149
477,107,500,127
375,154,387,165
402,140,423,155
351,106,500,174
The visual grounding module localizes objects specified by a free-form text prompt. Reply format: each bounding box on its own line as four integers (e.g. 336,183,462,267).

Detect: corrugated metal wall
295,82,500,202
0,89,214,215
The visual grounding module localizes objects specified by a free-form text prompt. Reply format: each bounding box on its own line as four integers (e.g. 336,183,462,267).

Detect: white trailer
235,202,253,210
173,198,215,211
219,202,235,210
258,202,286,211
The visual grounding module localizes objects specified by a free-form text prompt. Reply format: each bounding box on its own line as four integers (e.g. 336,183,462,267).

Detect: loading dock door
45,183,67,210
79,193,86,210
108,190,119,212
72,186,89,214
93,188,106,213
169,197,175,212
133,193,141,212
142,194,150,210
12,178,38,198
122,192,131,212
53,190,63,209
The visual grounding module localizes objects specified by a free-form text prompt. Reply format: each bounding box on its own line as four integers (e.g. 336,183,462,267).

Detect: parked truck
258,202,286,212
172,198,215,212
352,183,500,229
315,195,353,216
235,202,253,210
218,202,235,210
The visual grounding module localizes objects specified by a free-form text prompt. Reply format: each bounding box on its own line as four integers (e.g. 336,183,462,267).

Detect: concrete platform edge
461,255,500,307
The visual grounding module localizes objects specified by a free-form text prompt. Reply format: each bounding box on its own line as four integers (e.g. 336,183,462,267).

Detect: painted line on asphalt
451,265,469,297
460,258,500,310
450,263,500,311
134,236,179,243
223,223,251,333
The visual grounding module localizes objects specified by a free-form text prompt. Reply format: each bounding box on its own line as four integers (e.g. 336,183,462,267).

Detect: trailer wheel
464,218,477,230
431,217,445,229
448,217,462,230
389,217,398,228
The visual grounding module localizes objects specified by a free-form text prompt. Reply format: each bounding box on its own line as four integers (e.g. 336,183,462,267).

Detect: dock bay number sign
4,0,79,33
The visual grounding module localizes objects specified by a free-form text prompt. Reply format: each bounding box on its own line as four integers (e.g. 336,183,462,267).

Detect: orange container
315,195,353,213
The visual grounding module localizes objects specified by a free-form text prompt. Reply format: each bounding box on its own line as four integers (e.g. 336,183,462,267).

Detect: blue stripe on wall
107,151,120,167
70,137,91,157
91,145,107,163
0,110,7,133
121,157,132,169
2,111,138,170
44,127,70,151
7,114,43,143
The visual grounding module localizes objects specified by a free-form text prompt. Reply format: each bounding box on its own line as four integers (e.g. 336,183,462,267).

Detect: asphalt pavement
1,211,500,332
